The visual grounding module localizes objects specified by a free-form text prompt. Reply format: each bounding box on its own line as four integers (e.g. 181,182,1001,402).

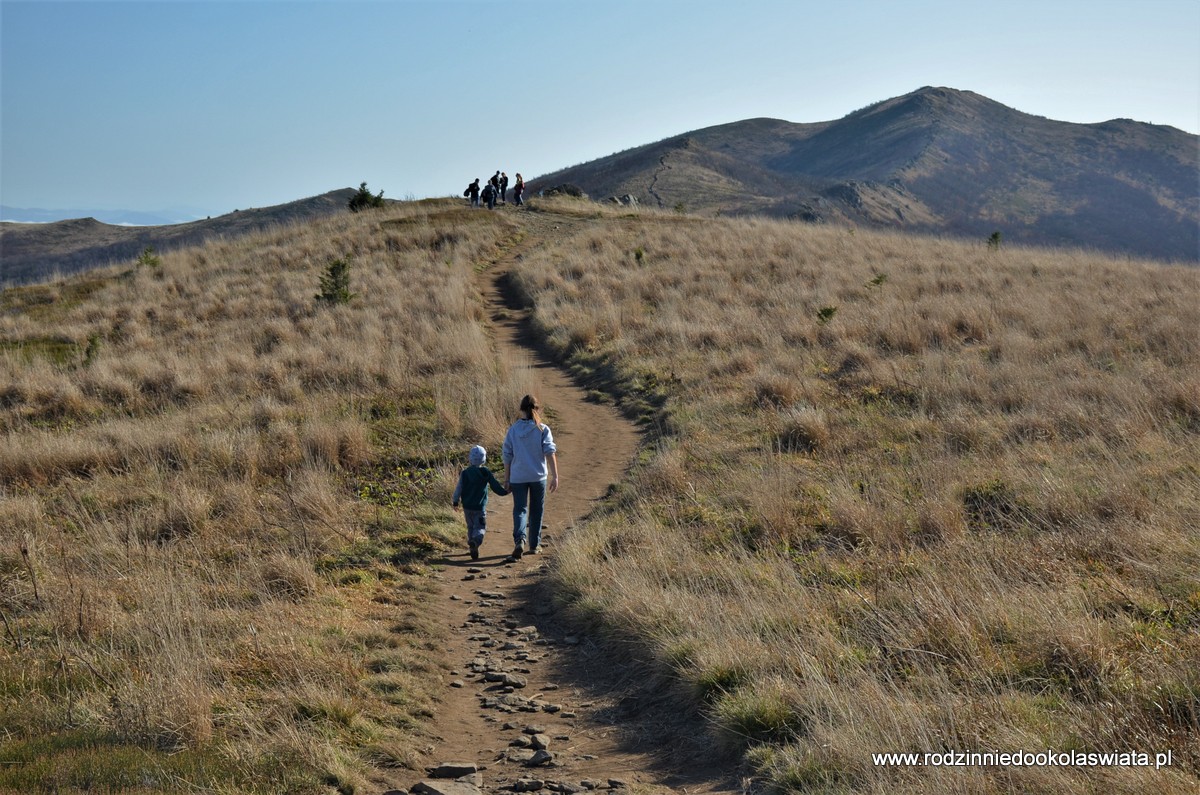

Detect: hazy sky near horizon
2,0,1198,218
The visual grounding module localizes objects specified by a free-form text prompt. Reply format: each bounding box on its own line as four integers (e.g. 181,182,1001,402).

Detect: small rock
523,725,547,735
507,749,537,763
542,683,559,690
530,733,551,750
509,735,532,748
425,762,479,779
516,625,539,635
457,773,483,786
450,680,465,688
541,704,561,713
478,591,505,600
608,780,628,789
504,673,528,688
413,783,481,795
580,781,602,790
526,749,554,767
467,567,482,573
560,711,576,718
450,595,462,601
512,779,545,792
468,635,491,642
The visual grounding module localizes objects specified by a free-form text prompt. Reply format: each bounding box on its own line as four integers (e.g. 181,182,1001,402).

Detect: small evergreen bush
348,182,385,213
136,246,161,268
315,257,356,305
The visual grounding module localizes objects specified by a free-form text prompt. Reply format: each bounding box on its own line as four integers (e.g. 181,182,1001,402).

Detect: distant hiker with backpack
501,394,558,561
500,172,509,203
481,181,496,209
452,444,509,560
513,173,525,206
465,178,480,207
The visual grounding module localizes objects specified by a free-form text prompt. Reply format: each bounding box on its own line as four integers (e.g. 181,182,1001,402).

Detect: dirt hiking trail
391,208,744,795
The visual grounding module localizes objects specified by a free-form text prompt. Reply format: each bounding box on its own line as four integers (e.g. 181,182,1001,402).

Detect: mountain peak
528,88,1198,262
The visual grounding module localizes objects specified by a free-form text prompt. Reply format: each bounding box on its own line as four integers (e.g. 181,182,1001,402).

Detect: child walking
451,445,509,560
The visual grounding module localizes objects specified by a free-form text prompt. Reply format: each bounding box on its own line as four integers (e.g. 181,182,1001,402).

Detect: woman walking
502,395,559,560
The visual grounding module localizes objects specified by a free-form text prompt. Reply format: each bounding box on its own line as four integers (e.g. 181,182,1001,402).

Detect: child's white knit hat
469,445,487,466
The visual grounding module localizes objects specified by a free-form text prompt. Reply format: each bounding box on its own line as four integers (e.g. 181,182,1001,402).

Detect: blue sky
2,0,1198,218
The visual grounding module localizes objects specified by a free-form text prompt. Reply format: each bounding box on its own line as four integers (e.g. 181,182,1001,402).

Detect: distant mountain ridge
529,87,1199,262
1,189,359,285
0,206,208,226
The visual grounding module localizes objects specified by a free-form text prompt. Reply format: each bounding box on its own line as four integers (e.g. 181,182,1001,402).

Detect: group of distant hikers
464,170,524,209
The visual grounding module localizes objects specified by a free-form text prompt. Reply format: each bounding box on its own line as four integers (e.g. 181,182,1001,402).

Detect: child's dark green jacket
452,466,508,510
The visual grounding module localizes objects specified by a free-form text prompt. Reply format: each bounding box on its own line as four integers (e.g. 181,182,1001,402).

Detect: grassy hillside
508,202,1200,793
2,194,1196,793
0,201,527,792
0,189,365,286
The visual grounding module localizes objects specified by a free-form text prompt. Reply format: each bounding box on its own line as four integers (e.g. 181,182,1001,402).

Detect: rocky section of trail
393,561,660,795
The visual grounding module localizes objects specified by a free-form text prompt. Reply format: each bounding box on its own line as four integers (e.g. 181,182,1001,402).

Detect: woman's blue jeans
510,480,546,550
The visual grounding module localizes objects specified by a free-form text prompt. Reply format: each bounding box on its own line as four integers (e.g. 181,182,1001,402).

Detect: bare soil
397,207,745,794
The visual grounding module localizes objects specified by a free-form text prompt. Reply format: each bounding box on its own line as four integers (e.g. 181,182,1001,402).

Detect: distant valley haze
0,206,214,227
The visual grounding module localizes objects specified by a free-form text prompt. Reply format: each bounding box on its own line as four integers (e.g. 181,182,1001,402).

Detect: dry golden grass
509,213,1200,793
0,200,529,792
4,194,1197,793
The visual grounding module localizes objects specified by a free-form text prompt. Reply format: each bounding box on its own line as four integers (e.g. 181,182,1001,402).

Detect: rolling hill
529,86,1200,262
1,196,1197,792
0,188,362,285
